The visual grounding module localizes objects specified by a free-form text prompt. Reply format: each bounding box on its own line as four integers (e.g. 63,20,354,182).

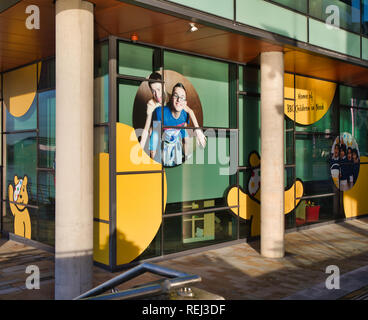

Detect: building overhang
1,0,368,87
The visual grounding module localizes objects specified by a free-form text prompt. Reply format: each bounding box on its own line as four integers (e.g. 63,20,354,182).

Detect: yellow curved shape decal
4,62,41,117
343,156,368,218
284,180,304,214
115,123,167,265
227,151,304,236
284,74,336,125
227,180,304,237
93,153,110,265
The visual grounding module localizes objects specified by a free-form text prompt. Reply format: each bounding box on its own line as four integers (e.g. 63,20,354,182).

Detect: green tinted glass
118,42,153,77
309,0,360,33
164,51,229,128
38,90,56,169
271,0,307,13
163,211,237,254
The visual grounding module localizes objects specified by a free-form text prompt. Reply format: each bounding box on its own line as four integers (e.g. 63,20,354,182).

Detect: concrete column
260,51,285,259
55,0,94,299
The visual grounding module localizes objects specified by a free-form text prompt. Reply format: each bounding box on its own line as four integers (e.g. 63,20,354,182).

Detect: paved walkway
1,217,368,300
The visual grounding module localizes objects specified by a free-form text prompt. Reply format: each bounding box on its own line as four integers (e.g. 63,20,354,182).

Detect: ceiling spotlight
189,23,198,32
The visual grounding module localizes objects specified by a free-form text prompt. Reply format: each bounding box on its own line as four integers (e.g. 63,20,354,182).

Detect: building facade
1,0,368,298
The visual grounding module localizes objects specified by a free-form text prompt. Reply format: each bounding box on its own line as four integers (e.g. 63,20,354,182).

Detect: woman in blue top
150,82,206,166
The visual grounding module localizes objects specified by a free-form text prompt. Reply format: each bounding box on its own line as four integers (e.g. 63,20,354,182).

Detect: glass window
118,41,154,77
38,90,56,169
164,129,237,213
340,106,368,157
135,229,161,261
363,0,368,36
94,42,109,124
5,132,37,202
340,85,368,108
309,0,361,33
294,195,340,227
38,58,55,91
239,65,260,93
285,75,339,134
295,134,337,196
5,98,37,132
37,171,55,246
94,126,109,154
164,51,229,128
270,0,308,13
239,96,261,167
118,79,141,127
163,210,237,254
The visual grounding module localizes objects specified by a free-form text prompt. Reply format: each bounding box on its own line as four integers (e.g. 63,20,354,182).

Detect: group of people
140,72,207,167
330,139,360,191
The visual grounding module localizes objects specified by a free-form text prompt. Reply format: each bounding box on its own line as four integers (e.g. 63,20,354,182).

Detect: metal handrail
74,262,201,300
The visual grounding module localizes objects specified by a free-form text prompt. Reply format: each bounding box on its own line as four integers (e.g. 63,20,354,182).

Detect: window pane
3,63,38,132
240,65,260,94
271,0,308,13
239,96,261,167
296,134,336,196
38,59,55,91
163,211,237,254
94,126,109,154
290,75,339,133
5,98,37,132
164,129,237,213
94,41,109,124
135,228,161,261
164,51,229,128
294,195,341,227
118,79,141,127
38,90,56,168
37,171,55,246
340,85,368,108
6,132,37,201
285,131,294,165
118,41,153,77
2,201,39,241
363,0,368,36
340,107,368,157
309,0,361,33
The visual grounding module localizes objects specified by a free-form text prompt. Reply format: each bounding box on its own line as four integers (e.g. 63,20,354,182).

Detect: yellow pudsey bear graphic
8,175,31,239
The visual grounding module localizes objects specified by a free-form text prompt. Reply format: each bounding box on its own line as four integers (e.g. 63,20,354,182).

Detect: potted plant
305,201,320,222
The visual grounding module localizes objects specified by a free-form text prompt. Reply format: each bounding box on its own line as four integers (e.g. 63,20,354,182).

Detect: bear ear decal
14,175,19,185
23,175,28,185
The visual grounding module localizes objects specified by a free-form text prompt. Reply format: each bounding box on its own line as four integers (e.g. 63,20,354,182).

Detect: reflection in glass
5,98,37,132
118,41,153,77
309,0,360,33
271,0,308,13
94,42,109,124
296,134,336,196
163,211,237,254
37,171,55,246
340,107,368,157
239,96,260,167
6,132,37,203
164,129,237,211
38,90,56,168
164,51,229,128
94,126,109,154
294,195,340,227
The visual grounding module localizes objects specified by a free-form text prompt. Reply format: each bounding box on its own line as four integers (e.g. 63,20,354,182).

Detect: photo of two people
137,71,206,167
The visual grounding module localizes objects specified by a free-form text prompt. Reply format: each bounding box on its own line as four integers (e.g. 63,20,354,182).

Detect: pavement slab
0,217,368,300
